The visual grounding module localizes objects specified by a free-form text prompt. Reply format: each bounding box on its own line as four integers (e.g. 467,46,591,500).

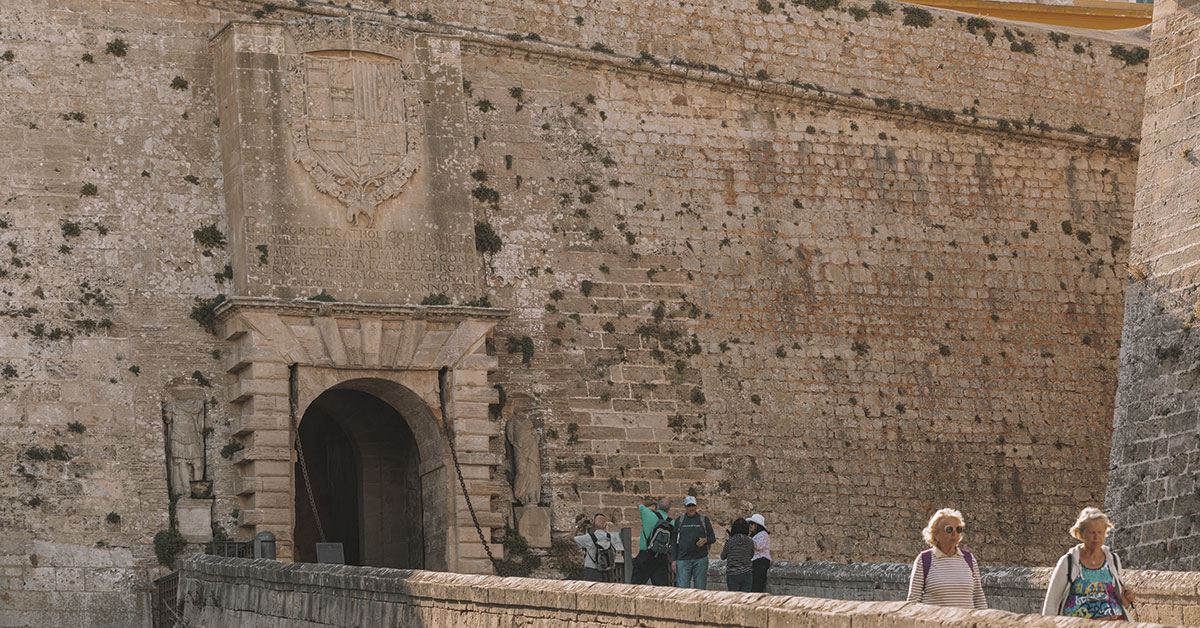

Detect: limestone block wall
289,0,1148,139
176,555,1194,627
465,26,1139,568
0,0,1149,626
1105,0,1200,570
0,3,237,627
706,560,1200,624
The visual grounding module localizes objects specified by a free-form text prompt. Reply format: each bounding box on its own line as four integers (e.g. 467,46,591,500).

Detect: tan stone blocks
228,374,288,402
237,507,291,527
241,429,289,450
229,406,288,436
454,418,500,436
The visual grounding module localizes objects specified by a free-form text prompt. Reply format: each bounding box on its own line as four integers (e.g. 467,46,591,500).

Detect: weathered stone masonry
1105,0,1200,571
0,0,1149,626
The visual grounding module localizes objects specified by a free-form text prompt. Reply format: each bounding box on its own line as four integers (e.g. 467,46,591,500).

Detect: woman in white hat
747,513,770,592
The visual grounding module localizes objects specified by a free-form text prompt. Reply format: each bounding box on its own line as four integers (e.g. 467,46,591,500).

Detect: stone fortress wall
0,0,1153,626
1105,0,1200,573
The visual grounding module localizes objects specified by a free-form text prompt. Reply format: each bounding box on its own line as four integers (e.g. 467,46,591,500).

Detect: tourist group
573,501,1134,621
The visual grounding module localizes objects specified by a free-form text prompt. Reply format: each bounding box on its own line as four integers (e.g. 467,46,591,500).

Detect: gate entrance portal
295,388,424,569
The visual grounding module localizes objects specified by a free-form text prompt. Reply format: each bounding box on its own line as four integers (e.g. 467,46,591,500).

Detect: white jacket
1042,544,1126,616
574,530,624,570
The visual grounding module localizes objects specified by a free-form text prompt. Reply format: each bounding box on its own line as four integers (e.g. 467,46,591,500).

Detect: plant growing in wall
192,224,226,256
475,222,502,254
1109,45,1149,66
105,39,127,57
901,6,933,27
219,442,244,460
801,0,840,10
189,294,227,334
153,529,186,565
495,527,541,577
506,336,534,365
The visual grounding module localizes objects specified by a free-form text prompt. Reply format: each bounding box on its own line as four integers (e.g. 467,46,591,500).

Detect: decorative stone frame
214,297,506,573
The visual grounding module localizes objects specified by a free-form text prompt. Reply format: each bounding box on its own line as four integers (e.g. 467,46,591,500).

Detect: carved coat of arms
289,53,423,227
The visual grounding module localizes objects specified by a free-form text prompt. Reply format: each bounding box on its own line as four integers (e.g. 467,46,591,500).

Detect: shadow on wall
1106,276,1200,572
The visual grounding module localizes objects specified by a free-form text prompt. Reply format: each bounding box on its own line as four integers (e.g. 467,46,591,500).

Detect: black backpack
589,531,616,572
647,511,672,555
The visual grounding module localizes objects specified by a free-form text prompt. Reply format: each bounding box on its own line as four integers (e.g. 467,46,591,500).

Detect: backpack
920,547,975,593
588,531,616,572
647,511,672,555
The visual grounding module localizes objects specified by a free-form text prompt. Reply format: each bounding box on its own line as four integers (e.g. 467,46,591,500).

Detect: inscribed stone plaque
213,18,480,304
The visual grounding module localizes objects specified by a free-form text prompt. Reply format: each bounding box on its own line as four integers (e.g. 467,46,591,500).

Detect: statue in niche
505,415,541,506
165,395,207,498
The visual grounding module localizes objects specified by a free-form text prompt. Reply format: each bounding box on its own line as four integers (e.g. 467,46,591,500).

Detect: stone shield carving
289,53,422,227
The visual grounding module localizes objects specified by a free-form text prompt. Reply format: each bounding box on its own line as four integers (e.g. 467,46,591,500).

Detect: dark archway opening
294,388,424,569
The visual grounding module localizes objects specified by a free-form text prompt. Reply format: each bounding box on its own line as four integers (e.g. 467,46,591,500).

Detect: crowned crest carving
286,18,423,227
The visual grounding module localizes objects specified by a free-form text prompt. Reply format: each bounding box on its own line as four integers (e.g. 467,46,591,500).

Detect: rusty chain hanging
438,367,499,573
290,364,326,543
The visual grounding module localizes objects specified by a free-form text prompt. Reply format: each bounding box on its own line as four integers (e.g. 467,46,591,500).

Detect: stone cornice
212,295,510,325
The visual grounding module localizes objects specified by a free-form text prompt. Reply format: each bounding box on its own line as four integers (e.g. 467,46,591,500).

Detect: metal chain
290,365,326,543
438,368,499,573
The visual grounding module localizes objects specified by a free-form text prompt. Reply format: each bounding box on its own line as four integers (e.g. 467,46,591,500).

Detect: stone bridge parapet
178,555,1199,627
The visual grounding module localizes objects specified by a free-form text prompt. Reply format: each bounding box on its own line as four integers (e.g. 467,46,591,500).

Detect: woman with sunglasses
906,508,988,609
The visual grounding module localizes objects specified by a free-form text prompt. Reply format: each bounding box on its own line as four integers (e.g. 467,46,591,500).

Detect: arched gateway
295,382,432,568
214,299,506,573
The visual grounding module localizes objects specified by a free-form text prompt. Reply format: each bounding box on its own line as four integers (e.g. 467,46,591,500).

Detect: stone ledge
179,556,1183,627
213,295,510,327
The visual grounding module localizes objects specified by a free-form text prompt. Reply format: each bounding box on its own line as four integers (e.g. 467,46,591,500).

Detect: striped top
906,547,988,610
721,533,754,575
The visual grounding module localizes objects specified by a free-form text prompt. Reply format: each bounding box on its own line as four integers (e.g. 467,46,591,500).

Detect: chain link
439,368,499,573
290,365,326,543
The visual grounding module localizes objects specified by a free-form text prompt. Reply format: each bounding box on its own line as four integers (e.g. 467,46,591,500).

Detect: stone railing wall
705,560,1200,625
178,555,1199,627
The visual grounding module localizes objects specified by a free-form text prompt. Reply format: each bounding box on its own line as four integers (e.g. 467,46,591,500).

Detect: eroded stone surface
0,0,1158,625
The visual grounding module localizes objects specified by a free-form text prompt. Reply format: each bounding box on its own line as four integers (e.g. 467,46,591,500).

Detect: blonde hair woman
906,508,987,609
1042,508,1134,619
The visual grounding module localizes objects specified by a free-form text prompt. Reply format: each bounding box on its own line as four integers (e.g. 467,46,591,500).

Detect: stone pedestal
176,498,214,543
515,506,551,548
